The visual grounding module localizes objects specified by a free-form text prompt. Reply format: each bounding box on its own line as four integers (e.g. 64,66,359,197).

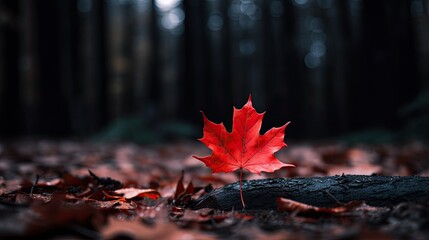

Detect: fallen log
191,175,429,210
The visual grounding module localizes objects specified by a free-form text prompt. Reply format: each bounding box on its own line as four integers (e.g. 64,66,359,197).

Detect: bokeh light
155,0,184,34
208,12,224,31
304,52,321,69
240,39,256,55
155,0,180,12
293,0,309,7
160,8,184,30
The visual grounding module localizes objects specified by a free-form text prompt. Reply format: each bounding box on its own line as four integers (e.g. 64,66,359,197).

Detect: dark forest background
1,0,429,143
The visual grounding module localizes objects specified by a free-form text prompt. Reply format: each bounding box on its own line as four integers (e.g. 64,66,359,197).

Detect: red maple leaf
193,95,294,208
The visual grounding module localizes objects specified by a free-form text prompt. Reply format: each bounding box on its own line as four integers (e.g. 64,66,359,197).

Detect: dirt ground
1,139,429,239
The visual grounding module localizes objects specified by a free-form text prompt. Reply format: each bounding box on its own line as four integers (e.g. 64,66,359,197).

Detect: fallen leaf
114,188,161,200
174,171,186,199
93,199,137,209
277,197,363,215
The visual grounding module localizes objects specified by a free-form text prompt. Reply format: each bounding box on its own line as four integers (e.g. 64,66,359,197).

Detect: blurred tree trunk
77,0,107,134
229,2,246,106
58,0,108,136
357,0,418,130
183,0,207,120
35,0,71,135
206,0,232,120
58,0,77,134
281,0,301,138
262,0,290,129
132,0,152,115
292,3,328,138
106,1,134,120
0,2,5,134
156,3,185,118
18,0,38,135
412,0,429,90
0,0,20,136
325,1,351,135
250,0,266,107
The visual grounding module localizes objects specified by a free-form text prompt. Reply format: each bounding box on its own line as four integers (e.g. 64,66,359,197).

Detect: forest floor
1,139,429,239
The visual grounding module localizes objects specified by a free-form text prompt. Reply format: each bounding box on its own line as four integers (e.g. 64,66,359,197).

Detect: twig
30,175,40,196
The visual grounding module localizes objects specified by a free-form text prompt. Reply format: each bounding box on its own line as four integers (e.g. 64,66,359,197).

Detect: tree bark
191,175,429,210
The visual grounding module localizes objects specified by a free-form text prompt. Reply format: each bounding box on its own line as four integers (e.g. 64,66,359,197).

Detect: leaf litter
0,140,429,239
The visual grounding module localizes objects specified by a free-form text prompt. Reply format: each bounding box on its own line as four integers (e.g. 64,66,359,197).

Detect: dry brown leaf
114,188,160,200
277,197,364,215
92,199,137,209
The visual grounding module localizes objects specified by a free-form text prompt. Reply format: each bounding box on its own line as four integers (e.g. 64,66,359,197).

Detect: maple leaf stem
239,168,245,209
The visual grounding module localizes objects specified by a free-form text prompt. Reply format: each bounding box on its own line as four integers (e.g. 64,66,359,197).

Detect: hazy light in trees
155,0,180,12
305,53,321,69
311,32,326,42
228,0,241,20
293,0,309,7
78,0,92,13
155,0,184,35
228,0,261,29
136,0,150,13
240,39,256,55
309,17,324,33
310,41,326,57
160,8,185,33
208,13,224,31
270,0,284,17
